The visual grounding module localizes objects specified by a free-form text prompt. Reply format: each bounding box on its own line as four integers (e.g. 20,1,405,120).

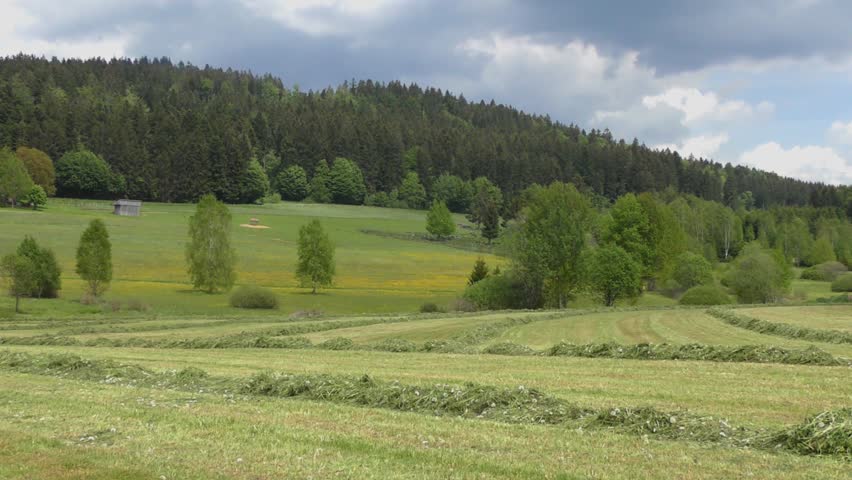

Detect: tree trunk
15,294,20,313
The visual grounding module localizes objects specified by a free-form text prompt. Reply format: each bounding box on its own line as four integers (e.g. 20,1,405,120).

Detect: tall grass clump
229,286,279,309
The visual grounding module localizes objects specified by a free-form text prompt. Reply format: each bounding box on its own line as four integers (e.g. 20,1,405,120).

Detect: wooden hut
113,199,142,217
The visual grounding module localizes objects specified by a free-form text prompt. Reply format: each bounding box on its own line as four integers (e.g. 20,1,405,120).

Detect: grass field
1,200,851,478
741,306,852,332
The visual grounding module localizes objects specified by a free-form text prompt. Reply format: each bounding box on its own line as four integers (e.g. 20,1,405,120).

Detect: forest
0,54,848,213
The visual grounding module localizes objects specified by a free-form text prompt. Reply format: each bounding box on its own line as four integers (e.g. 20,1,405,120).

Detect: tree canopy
296,219,336,293
186,194,237,293
75,218,112,296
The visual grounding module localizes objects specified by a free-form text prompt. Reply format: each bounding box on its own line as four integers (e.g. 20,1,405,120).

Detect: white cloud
641,87,769,125
738,142,852,185
0,1,128,59
828,121,852,145
654,133,730,159
240,0,407,36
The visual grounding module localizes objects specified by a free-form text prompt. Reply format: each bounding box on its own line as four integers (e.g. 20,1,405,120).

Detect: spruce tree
468,258,489,285
76,219,112,297
310,159,332,203
186,194,236,293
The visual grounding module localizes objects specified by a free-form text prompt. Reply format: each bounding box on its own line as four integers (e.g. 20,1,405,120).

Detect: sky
1,0,851,185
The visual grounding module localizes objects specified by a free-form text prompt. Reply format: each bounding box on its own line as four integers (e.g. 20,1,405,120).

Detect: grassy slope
489,309,852,356
739,305,852,332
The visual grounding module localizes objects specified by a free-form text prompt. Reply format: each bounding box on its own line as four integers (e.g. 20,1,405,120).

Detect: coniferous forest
0,54,848,213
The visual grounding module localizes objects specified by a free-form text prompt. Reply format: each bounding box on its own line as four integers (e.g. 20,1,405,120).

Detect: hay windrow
1,350,847,459
708,307,852,345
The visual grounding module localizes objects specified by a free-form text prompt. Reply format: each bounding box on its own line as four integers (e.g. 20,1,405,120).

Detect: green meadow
0,200,850,479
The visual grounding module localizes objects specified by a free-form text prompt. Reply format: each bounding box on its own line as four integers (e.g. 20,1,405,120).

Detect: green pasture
740,305,852,332
489,307,852,356
0,199,501,317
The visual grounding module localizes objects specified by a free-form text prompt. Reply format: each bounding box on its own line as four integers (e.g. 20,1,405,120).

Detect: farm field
489,306,852,356
741,306,852,332
1,200,851,479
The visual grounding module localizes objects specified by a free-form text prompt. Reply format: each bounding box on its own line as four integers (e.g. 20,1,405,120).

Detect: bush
419,302,442,313
679,285,732,305
801,261,848,282
462,273,526,310
830,273,852,292
262,192,282,204
229,286,279,309
126,299,150,312
671,252,713,290
725,244,792,303
451,298,477,312
22,185,47,210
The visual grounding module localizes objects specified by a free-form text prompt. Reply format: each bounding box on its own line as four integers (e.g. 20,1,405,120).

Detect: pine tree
185,194,237,293
76,219,112,296
479,197,500,243
296,219,335,294
468,258,489,285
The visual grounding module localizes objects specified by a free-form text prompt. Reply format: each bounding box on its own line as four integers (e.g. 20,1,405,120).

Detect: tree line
461,182,851,309
0,54,848,214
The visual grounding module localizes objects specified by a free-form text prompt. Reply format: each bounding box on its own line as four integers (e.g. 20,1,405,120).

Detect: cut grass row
708,308,852,345
3,344,849,429
4,371,848,479
1,350,849,459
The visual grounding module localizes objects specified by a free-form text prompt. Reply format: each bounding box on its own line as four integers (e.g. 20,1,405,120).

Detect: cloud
654,133,730,159
738,142,852,185
828,121,852,145
240,0,409,37
642,87,771,125
0,0,128,59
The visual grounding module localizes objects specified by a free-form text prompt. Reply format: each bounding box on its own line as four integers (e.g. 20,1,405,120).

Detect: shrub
462,273,526,310
830,273,852,292
671,252,713,290
679,285,733,305
262,192,282,204
419,302,442,313
801,261,848,282
229,286,279,309
725,244,791,303
22,185,47,210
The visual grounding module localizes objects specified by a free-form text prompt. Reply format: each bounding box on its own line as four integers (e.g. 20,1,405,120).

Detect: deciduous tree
186,195,236,293
296,219,335,293
76,219,113,296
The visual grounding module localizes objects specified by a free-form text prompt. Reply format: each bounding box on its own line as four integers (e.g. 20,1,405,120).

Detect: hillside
1,54,847,209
